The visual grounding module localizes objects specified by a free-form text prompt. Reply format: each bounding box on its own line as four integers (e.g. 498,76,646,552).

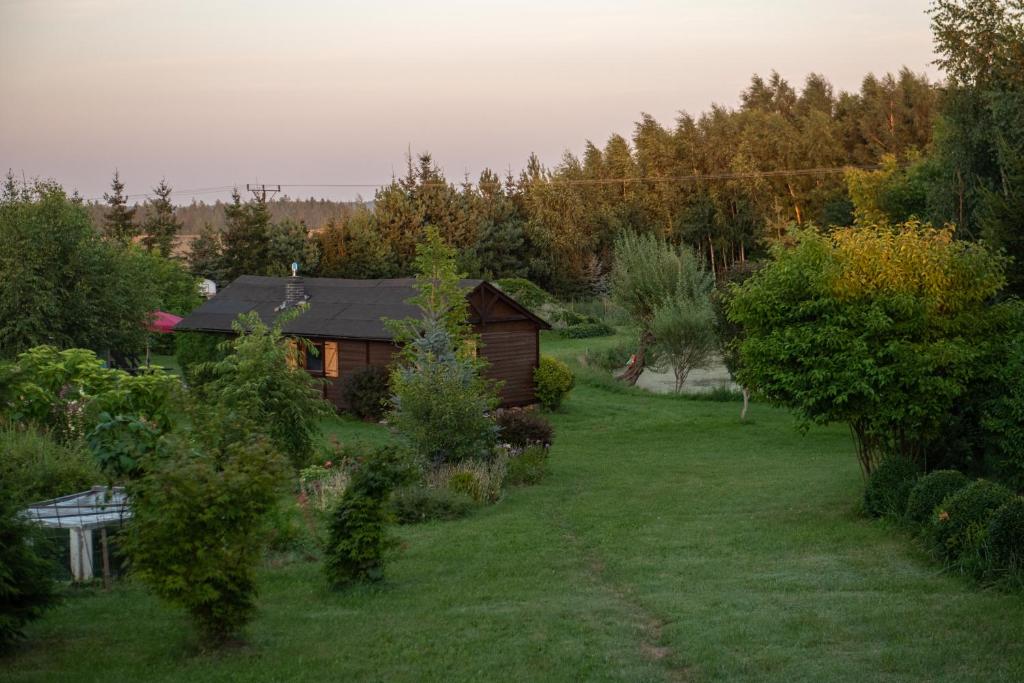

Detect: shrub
198,310,332,470
493,278,553,310
534,356,574,411
494,409,554,449
390,326,499,464
0,427,102,504
390,486,474,524
506,445,549,486
0,486,58,652
123,425,287,647
560,322,615,339
324,449,414,588
585,342,634,372
85,413,161,480
174,331,226,384
863,456,920,518
986,497,1024,576
341,366,391,420
905,470,971,526
263,497,319,559
931,479,1015,564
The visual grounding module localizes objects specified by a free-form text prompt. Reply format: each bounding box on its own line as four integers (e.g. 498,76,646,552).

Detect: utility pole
246,183,280,202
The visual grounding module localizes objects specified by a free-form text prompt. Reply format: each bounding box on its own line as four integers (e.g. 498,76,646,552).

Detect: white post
69,527,94,582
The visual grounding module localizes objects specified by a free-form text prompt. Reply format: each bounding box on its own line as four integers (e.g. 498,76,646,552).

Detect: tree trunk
617,330,653,385
740,387,750,421
673,365,690,393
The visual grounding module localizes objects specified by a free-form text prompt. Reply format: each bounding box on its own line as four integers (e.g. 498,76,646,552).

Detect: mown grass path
4,381,1024,682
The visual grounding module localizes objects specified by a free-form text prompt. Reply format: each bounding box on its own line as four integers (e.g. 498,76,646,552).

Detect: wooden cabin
174,275,551,409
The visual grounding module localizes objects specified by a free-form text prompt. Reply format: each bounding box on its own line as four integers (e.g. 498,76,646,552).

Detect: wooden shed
174,275,551,409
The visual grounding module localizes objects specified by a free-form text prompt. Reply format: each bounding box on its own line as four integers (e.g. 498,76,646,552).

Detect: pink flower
324,460,333,468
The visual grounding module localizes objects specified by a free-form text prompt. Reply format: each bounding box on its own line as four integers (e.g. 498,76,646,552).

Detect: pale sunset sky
0,0,939,203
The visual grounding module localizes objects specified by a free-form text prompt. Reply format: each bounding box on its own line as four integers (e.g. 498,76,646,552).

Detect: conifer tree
187,222,225,283
103,170,138,245
220,189,271,281
141,179,182,257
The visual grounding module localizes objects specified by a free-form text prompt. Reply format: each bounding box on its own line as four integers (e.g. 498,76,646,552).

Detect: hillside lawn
3,334,1023,682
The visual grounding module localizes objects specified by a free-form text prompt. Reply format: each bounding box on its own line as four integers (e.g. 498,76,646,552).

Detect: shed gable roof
174,276,550,340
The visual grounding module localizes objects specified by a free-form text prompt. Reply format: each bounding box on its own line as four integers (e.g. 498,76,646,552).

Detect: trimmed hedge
987,497,1024,576
905,469,970,526
863,456,919,518
931,479,1015,563
560,322,615,339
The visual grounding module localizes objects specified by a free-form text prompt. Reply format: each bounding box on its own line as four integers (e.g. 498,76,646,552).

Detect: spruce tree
103,170,138,245
141,179,183,257
187,222,225,284
220,189,271,281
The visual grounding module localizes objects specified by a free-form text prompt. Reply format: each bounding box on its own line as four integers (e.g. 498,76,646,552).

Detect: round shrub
905,469,970,526
863,456,919,518
534,356,574,411
585,342,633,372
986,497,1024,575
494,409,554,449
931,479,1015,563
341,366,391,420
390,486,474,524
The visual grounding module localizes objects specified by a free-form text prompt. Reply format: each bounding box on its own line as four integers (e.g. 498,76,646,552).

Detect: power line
81,163,891,203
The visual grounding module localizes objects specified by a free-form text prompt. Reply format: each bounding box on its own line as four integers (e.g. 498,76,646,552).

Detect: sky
0,0,940,204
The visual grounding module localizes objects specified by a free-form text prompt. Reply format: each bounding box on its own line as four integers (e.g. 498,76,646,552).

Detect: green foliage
102,170,138,246
389,486,474,525
986,497,1024,577
905,470,971,526
534,356,574,411
140,179,182,257
220,189,271,282
85,413,160,480
559,322,615,339
123,425,287,646
324,449,414,588
340,366,391,421
493,278,554,310
0,484,58,653
0,427,101,504
930,479,1015,564
389,230,499,464
390,330,499,463
728,225,1012,476
505,445,549,486
186,223,224,283
265,218,320,277
198,310,331,469
0,180,160,357
981,332,1024,490
650,296,717,392
611,231,714,384
494,409,554,449
863,456,920,518
174,331,227,384
0,346,180,440
584,341,633,372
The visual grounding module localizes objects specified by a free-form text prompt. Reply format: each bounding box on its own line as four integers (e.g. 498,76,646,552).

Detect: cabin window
304,341,324,375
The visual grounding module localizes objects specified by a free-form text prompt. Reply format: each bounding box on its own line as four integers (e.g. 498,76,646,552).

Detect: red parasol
148,310,183,335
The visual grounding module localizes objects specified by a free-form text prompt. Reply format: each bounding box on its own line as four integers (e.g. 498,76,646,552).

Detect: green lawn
4,340,1023,681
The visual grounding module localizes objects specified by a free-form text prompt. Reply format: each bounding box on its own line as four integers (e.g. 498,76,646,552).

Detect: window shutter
285,339,298,368
325,341,339,378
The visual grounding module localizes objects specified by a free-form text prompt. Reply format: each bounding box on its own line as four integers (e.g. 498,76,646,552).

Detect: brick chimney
285,274,305,307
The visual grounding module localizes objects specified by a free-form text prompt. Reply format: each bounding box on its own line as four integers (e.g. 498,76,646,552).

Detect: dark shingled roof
174,275,548,340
